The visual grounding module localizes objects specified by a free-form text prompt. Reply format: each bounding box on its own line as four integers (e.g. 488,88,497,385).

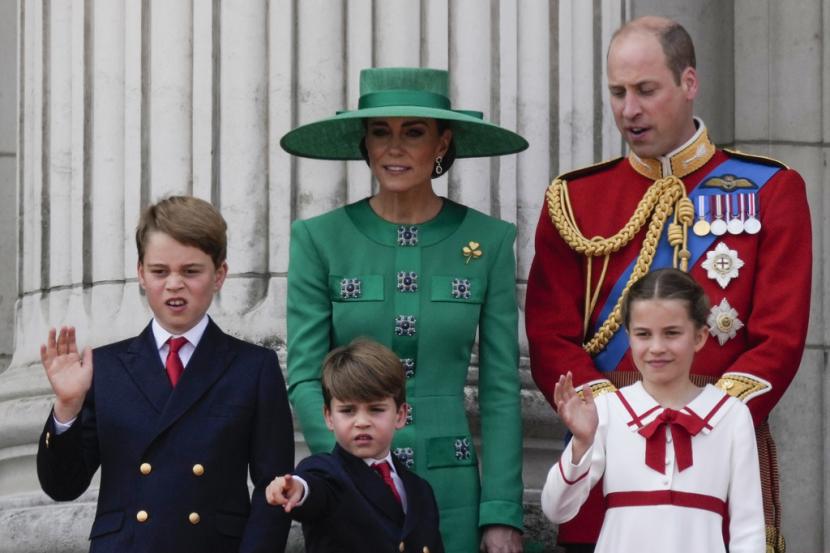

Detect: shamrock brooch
462,241,482,264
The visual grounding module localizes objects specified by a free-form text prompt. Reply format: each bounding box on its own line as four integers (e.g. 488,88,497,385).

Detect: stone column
0,0,17,374
732,2,829,552
0,2,615,551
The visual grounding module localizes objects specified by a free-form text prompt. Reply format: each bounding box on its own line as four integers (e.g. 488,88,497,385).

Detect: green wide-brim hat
280,67,529,160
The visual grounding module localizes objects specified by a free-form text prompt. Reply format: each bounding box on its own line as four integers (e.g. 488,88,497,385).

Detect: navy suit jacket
291,444,444,553
37,319,294,553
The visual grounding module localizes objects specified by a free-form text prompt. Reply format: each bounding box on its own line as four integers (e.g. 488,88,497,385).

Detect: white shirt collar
660,116,706,161
617,381,737,434
151,315,210,351
362,452,398,475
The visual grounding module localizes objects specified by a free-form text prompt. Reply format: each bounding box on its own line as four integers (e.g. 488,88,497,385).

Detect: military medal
744,193,761,235
692,195,710,236
710,195,728,236
727,194,744,235
701,242,744,288
707,298,744,345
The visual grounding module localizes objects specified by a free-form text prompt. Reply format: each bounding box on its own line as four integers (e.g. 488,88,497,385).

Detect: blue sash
592,157,781,372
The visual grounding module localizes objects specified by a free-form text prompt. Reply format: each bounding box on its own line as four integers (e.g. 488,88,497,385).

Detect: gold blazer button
192,464,205,476
139,463,152,475
188,512,201,525
136,510,149,523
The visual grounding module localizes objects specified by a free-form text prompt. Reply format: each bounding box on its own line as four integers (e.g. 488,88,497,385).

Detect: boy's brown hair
135,196,228,268
322,339,406,408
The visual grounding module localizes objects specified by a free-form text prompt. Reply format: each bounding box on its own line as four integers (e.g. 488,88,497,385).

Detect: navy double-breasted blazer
291,444,444,553
36,319,294,553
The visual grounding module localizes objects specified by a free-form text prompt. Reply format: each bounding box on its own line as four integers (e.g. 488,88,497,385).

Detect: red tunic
526,138,812,543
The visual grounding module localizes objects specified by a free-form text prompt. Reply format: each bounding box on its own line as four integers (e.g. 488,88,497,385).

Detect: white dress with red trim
541,382,764,553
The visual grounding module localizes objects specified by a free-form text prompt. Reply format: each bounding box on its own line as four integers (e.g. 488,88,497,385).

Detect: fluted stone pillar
1,1,827,552
0,2,589,551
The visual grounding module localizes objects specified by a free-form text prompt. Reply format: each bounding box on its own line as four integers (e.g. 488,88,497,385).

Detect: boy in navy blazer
266,339,444,553
36,196,294,553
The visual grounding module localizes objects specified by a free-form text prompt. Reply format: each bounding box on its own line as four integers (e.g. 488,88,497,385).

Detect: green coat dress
287,198,524,552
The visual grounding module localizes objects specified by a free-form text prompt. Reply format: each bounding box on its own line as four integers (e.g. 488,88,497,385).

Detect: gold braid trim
575,380,618,400
716,373,772,402
766,525,786,553
546,176,694,356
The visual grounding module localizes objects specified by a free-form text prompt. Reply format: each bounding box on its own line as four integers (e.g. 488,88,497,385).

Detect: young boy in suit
36,196,294,553
266,339,444,553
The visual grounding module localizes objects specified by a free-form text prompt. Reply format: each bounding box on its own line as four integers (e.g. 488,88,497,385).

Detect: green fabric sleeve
477,223,524,531
286,220,336,453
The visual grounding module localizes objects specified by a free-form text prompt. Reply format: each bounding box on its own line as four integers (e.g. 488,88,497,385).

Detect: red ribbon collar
637,408,707,474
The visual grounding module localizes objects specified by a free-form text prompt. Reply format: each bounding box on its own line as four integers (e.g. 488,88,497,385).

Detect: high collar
345,197,467,247
627,117,716,180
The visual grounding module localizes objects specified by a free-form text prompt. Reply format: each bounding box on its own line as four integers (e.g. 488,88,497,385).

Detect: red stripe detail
615,391,643,428
606,490,727,517
683,406,712,430
634,405,662,425
558,458,590,485
702,394,730,424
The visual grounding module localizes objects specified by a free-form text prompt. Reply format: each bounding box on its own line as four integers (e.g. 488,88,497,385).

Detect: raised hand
265,474,304,512
40,327,93,423
553,372,598,463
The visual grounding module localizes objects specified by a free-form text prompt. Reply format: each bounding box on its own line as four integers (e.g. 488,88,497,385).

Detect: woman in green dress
282,67,528,553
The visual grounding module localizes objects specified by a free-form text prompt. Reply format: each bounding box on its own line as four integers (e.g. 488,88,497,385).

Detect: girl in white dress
541,268,764,553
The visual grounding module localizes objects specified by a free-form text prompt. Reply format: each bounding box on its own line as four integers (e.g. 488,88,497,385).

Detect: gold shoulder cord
546,176,694,356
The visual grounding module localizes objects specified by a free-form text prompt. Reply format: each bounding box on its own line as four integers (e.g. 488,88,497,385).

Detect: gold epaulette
723,148,789,170
715,372,772,402
554,156,625,184
576,379,618,399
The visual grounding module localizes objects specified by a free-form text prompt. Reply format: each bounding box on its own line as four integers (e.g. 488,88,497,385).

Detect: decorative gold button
423,547,430,553
188,512,201,525
45,432,50,448
136,510,149,523
399,541,405,552
140,463,152,475
192,464,205,476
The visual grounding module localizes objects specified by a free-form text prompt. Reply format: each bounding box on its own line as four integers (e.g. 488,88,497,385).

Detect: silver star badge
701,242,744,289
707,298,744,345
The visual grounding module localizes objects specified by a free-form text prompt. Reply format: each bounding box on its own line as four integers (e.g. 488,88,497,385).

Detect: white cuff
52,415,76,436
559,442,593,484
292,475,310,506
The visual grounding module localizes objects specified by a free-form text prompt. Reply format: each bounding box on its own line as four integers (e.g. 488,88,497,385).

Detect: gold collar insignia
628,119,716,180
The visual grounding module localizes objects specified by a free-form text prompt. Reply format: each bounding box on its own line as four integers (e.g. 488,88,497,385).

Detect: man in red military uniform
526,16,811,553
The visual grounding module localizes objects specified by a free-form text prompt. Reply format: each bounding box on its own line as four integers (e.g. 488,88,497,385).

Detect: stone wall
0,1,827,551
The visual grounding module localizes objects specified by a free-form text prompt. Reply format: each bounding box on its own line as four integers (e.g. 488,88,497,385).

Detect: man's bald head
610,16,696,85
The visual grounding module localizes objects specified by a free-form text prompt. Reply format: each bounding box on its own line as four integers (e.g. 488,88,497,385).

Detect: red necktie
372,461,402,505
165,337,188,387
638,408,706,474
